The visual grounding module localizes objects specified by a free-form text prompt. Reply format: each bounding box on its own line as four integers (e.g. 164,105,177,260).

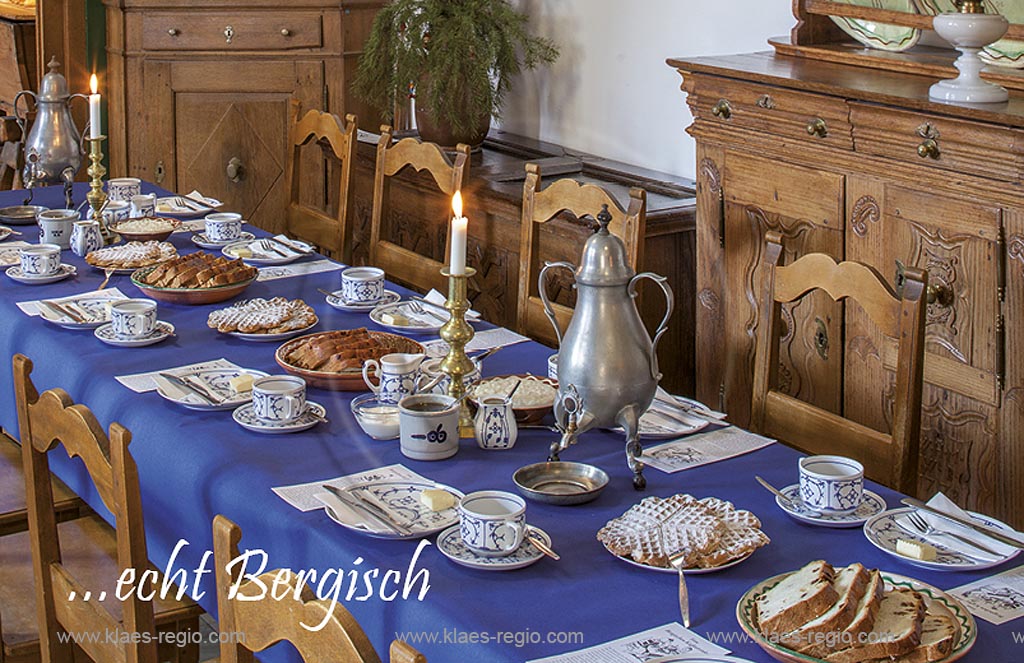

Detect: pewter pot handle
12,90,34,135
538,261,575,348
628,272,674,380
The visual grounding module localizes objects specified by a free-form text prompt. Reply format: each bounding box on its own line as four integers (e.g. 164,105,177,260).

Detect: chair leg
156,617,200,663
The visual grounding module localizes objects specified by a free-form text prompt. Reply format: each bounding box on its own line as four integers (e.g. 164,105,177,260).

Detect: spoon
755,475,820,516
527,529,560,561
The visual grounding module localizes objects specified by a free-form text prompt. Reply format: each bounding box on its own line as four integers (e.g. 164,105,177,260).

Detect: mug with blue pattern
799,455,864,514
251,375,307,425
458,491,526,557
110,299,158,339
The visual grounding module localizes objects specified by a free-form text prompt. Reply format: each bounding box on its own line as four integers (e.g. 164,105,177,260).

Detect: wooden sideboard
668,49,1024,526
103,0,382,230
346,132,698,395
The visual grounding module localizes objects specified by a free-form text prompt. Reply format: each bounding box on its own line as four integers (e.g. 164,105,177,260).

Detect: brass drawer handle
167,28,180,37
226,156,244,183
711,99,732,120
224,25,235,44
281,28,292,37
918,138,940,159
806,118,828,138
927,283,953,307
756,94,775,109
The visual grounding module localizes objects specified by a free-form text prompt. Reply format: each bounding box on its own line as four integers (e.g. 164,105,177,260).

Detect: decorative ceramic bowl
130,265,256,305
275,330,425,391
110,216,181,242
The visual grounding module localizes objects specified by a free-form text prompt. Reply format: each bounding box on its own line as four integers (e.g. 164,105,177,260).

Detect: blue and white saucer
94,321,174,347
6,264,77,285
38,296,119,330
776,483,886,528
436,524,550,571
325,289,400,312
232,401,326,434
190,231,255,249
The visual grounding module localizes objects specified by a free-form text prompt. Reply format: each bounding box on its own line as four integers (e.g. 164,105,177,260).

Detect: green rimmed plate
915,0,1024,67
831,0,922,51
736,568,977,663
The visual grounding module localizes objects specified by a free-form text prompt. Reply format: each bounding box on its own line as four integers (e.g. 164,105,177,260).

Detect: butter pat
229,374,254,394
233,247,253,258
420,489,457,512
380,312,411,326
896,538,937,561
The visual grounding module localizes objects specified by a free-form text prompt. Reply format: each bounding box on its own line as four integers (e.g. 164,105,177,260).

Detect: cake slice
755,560,837,636
824,588,925,663
802,568,885,659
782,563,871,653
877,602,960,663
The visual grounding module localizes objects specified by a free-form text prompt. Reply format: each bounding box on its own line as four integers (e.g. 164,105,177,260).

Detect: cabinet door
136,59,323,234
846,177,1002,513
719,152,845,427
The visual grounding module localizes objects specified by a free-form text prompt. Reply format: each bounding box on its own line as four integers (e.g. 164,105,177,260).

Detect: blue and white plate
864,507,1020,571
776,484,886,528
232,401,326,434
94,321,174,347
155,367,269,411
222,238,312,266
6,264,76,285
436,524,549,571
38,296,120,330
322,481,464,540
227,318,318,342
190,231,255,249
369,301,447,334
325,289,400,313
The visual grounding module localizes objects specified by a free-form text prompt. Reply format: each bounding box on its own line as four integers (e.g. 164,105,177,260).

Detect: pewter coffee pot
14,57,86,208
541,206,673,490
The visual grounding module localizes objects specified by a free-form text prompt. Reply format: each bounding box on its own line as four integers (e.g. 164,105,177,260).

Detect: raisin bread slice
802,568,885,659
783,563,871,653
756,560,837,636
878,602,960,663
824,588,925,663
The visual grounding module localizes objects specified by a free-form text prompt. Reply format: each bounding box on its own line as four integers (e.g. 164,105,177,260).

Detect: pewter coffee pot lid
37,57,72,102
575,205,635,286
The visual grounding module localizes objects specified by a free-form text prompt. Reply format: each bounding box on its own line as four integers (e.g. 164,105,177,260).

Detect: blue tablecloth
0,184,1013,662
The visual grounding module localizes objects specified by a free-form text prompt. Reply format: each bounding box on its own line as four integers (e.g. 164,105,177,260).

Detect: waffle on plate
208,297,317,335
85,241,178,270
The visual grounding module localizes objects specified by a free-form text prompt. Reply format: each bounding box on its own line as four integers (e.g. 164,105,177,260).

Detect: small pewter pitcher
541,206,673,490
14,57,86,206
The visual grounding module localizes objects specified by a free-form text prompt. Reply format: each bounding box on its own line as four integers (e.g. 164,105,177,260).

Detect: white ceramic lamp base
930,12,1009,104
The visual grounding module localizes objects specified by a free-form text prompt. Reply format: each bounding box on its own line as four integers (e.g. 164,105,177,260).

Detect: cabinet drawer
691,75,852,150
142,12,323,51
851,102,1024,182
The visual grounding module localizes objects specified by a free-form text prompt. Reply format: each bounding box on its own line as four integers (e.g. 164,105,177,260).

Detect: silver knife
893,518,1000,560
270,236,313,255
41,300,84,323
348,487,413,536
901,498,1024,549
158,373,219,405
322,484,403,535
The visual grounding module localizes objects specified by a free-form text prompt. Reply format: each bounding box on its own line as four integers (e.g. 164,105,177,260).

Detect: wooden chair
0,117,23,191
283,104,358,262
517,163,647,346
0,430,85,537
212,515,425,663
2,354,203,663
750,232,928,495
368,125,469,294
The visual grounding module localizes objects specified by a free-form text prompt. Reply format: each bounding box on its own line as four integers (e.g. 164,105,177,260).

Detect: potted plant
354,0,559,149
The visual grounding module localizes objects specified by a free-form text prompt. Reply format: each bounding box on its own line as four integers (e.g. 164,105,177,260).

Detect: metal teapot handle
538,261,575,348
11,90,35,135
628,272,674,381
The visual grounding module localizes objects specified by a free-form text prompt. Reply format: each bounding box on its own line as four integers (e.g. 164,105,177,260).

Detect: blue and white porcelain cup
204,212,243,243
799,455,864,514
458,490,526,557
103,200,131,225
251,375,307,425
106,177,141,202
129,193,157,218
340,266,385,304
109,299,158,339
37,209,79,249
19,244,61,276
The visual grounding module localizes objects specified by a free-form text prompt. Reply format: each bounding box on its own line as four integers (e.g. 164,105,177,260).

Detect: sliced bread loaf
784,563,871,653
756,560,837,636
803,568,885,659
879,602,961,663
823,588,925,663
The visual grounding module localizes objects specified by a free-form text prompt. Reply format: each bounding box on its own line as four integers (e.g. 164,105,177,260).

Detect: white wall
501,0,794,180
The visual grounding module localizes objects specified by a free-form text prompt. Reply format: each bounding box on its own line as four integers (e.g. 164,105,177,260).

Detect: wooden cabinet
103,1,382,233
669,52,1024,525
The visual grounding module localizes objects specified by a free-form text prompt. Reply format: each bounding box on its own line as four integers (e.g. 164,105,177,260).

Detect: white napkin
315,491,380,532
184,190,222,208
17,288,129,317
425,289,480,320
898,492,1021,560
655,386,728,420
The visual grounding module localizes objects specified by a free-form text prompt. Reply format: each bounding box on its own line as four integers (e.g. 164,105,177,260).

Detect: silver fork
905,511,1001,556
408,300,448,323
96,268,115,291
257,239,287,257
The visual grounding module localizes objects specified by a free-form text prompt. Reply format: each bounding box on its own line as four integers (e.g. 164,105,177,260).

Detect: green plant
354,0,559,134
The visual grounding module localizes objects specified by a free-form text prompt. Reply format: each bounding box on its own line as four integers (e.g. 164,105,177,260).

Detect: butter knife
270,236,313,255
157,373,219,405
901,498,1024,549
348,487,413,536
322,484,402,536
41,300,84,323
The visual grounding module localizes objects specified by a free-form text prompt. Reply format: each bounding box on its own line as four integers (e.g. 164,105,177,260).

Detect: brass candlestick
439,266,476,437
84,135,116,245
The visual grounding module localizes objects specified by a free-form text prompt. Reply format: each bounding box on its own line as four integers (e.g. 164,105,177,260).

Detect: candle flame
90,74,98,95
452,191,463,218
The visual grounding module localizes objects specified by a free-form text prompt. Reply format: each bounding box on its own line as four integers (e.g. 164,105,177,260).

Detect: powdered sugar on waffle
85,241,178,269
207,297,317,334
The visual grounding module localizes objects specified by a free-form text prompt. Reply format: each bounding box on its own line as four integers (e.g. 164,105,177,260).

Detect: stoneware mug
37,208,79,249
19,244,61,276
109,299,158,339
340,266,385,304
129,193,157,218
398,394,459,461
458,490,527,557
251,375,307,425
799,455,864,514
107,177,141,202
204,212,243,243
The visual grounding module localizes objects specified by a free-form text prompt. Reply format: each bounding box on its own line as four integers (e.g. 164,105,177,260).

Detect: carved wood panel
695,144,727,409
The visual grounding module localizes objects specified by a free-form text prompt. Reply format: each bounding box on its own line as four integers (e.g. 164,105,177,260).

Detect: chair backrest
517,163,646,346
368,125,469,294
12,353,158,663
750,232,928,495
212,515,426,663
284,104,358,261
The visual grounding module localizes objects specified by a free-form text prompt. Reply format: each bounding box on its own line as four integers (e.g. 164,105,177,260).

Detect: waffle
596,494,769,569
136,252,257,289
85,241,177,269
279,328,393,373
207,297,317,334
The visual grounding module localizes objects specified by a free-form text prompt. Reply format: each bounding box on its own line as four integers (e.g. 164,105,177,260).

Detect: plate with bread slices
737,561,976,663
275,328,424,390
131,251,258,305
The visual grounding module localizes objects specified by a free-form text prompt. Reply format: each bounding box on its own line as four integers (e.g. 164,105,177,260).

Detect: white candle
88,74,101,139
450,191,468,275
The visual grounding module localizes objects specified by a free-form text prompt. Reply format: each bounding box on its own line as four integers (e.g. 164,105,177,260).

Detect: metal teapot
14,57,86,208
541,205,673,490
